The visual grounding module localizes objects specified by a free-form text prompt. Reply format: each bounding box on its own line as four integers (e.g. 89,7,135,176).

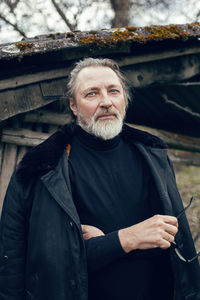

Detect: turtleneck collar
75,125,121,150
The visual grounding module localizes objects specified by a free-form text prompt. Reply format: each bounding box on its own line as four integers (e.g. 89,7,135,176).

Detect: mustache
94,108,120,120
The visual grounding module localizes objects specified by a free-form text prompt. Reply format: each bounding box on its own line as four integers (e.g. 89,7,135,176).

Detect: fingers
122,214,179,252
163,215,178,227
163,231,175,243
81,225,90,240
81,224,105,240
154,214,178,226
152,214,178,244
151,215,178,233
151,215,178,235
150,231,173,250
82,233,91,240
81,224,101,232
81,225,93,240
164,223,178,237
149,215,178,250
81,224,87,233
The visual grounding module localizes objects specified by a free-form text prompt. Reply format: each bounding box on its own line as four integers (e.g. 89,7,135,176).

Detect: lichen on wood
15,41,34,51
77,23,200,49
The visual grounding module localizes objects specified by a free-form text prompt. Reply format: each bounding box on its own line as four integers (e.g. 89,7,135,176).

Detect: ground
174,164,200,261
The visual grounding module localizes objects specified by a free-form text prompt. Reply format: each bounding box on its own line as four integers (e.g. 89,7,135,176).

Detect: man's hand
118,215,178,253
81,224,105,240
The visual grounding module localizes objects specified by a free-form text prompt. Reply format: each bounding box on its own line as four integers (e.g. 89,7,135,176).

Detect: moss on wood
78,23,200,49
15,41,34,51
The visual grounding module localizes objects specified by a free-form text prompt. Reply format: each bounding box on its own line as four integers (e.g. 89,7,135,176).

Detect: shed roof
1,23,200,76
1,23,200,137
1,23,200,53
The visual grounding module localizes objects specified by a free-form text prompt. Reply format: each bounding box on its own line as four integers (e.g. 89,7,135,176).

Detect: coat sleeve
0,174,27,300
84,230,126,272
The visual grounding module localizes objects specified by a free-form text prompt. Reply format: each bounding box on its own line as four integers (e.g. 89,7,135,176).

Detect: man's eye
109,89,119,93
86,92,96,97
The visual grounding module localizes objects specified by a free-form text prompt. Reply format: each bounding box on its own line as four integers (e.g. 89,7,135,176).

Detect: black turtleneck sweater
68,126,173,300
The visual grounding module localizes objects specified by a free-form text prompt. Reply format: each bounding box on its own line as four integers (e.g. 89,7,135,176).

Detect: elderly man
0,58,199,300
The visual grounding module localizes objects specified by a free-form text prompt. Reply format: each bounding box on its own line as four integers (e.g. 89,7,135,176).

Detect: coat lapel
134,142,174,215
41,152,80,227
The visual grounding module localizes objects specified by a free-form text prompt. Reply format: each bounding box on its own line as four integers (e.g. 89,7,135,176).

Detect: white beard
77,107,125,140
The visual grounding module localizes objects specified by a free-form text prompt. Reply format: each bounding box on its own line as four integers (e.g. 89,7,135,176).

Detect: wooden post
0,142,4,173
0,143,18,213
16,147,27,166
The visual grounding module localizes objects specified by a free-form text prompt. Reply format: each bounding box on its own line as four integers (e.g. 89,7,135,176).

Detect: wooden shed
1,23,200,212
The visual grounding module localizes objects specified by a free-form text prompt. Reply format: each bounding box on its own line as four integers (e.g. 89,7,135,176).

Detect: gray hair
66,57,131,106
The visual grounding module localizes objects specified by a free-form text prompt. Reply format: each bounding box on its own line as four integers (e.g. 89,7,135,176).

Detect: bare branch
51,0,75,31
73,4,85,28
196,10,200,19
5,0,20,12
0,13,26,37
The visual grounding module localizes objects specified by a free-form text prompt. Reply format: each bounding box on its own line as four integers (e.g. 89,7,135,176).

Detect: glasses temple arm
176,196,194,219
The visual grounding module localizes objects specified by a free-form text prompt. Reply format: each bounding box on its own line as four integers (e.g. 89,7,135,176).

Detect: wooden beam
125,53,200,87
0,83,55,122
168,149,200,166
0,67,71,91
117,46,200,67
0,142,4,173
40,78,68,97
1,123,200,153
1,129,49,147
1,124,200,166
16,146,27,165
0,143,17,213
131,124,200,153
1,124,200,152
158,130,200,153
48,125,59,134
23,110,72,125
1,45,200,91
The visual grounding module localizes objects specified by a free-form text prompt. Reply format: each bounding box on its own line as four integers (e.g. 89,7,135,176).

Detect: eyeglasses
171,196,200,263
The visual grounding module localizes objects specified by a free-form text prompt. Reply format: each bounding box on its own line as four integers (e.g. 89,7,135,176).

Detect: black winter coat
0,124,200,300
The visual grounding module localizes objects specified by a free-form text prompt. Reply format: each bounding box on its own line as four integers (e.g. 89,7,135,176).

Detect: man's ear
69,98,78,116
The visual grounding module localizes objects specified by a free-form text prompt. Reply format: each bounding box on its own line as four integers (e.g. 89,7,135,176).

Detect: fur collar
16,123,166,182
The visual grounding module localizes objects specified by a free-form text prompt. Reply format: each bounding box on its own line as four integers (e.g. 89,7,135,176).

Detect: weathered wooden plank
48,125,59,134
0,142,4,173
40,78,68,97
131,124,200,153
1,129,49,147
0,68,70,91
1,46,200,91
159,130,200,153
16,146,28,166
24,110,72,125
1,123,200,166
168,149,200,166
0,143,17,212
16,122,33,165
133,124,200,165
125,53,200,88
118,46,200,67
1,123,200,154
0,83,55,122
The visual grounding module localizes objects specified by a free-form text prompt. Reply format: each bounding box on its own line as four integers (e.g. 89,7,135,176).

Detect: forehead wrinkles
74,67,122,94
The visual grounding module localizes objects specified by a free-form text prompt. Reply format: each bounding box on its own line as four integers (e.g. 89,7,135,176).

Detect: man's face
69,66,126,139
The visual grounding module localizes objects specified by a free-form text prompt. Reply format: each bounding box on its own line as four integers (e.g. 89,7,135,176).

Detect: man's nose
99,92,112,108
